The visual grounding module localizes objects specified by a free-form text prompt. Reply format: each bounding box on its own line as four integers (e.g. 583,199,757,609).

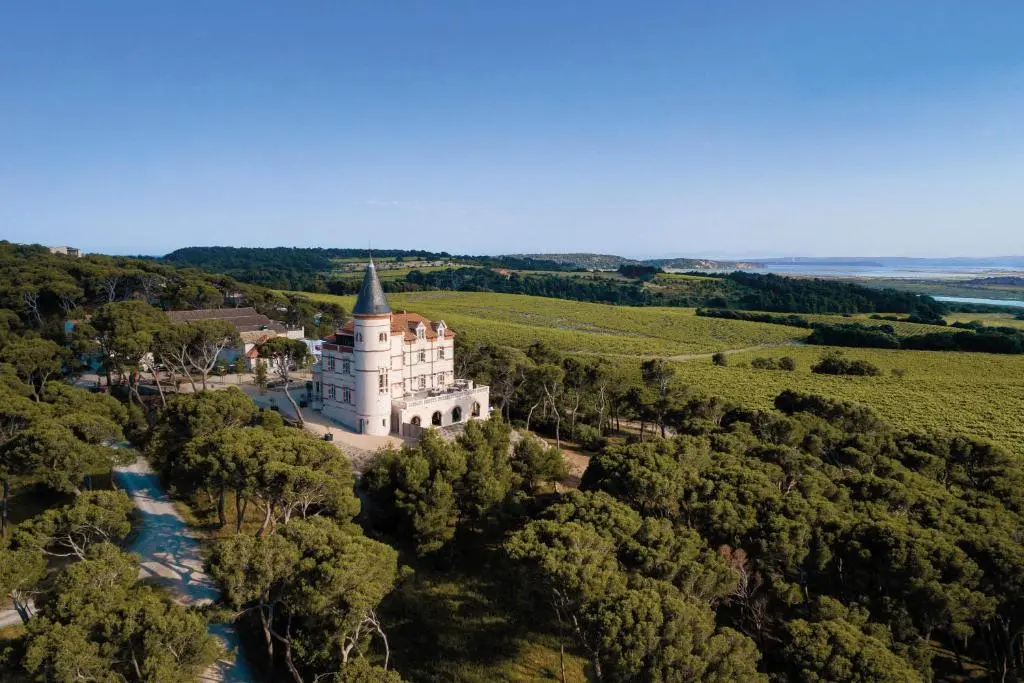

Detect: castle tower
352,260,393,435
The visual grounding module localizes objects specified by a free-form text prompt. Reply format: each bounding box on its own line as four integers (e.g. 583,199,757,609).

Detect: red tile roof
326,313,454,345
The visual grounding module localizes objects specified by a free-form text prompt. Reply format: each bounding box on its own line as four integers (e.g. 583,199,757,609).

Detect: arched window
471,402,480,417
411,415,421,426
431,411,442,426
356,333,362,342
452,406,462,423
379,332,387,342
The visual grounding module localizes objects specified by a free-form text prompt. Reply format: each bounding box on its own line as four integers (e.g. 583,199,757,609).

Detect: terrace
392,379,489,409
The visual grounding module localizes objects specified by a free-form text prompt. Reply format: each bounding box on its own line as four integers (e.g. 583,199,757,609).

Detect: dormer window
416,323,426,339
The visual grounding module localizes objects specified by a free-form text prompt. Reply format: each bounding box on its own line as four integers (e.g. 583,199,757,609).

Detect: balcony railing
392,383,489,409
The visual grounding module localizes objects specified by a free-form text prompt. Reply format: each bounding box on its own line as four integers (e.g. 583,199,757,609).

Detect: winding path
112,457,254,682
1,457,255,681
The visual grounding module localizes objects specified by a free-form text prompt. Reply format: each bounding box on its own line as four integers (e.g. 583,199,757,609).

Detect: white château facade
312,261,489,436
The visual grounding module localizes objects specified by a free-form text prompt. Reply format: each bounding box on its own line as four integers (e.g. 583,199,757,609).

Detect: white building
313,261,489,436
165,307,304,371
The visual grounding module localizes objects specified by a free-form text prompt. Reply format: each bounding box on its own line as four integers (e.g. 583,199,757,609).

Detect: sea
743,256,1024,280
728,257,1024,309
934,296,1024,309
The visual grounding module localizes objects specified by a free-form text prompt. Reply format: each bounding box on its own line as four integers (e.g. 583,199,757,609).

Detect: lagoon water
934,296,1024,309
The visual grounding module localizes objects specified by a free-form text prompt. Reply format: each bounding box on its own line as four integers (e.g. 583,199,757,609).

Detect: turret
352,260,393,435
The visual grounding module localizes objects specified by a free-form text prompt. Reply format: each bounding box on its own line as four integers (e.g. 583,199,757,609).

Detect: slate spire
352,258,391,316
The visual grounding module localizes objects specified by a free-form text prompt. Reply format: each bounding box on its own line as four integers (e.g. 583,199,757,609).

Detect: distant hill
522,253,637,270
522,253,759,271
645,257,761,270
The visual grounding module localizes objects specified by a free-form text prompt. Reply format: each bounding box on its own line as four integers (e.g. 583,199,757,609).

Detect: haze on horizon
1,1,1023,259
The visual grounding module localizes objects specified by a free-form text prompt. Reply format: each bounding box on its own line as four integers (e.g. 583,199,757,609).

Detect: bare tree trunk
526,402,540,432
270,613,303,683
11,592,33,625
1,478,8,538
554,602,567,683
217,487,227,528
152,369,167,408
257,502,273,537
282,378,304,427
259,598,275,662
235,493,248,533
22,291,42,327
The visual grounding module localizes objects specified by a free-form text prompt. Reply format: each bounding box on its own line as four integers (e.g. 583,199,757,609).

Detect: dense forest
3,243,1024,681
161,246,579,290
159,246,949,316
808,322,1024,354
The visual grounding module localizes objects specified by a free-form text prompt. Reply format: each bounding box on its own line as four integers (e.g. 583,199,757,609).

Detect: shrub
807,323,900,349
751,357,778,370
778,356,797,371
712,352,728,367
574,423,607,452
811,352,882,377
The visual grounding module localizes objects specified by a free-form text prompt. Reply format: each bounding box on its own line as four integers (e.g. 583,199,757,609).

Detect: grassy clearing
672,346,1024,459
944,312,1024,329
382,572,588,683
297,291,807,356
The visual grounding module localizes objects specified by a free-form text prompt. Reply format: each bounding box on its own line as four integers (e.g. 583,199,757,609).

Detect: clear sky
1,1,1023,258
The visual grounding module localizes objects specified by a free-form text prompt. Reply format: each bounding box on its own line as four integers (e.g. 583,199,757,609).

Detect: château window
438,348,445,359
419,376,426,389
327,385,336,400
328,356,336,371
418,351,426,362
342,360,350,374
379,332,387,342
379,370,388,392
342,387,351,403
356,333,362,342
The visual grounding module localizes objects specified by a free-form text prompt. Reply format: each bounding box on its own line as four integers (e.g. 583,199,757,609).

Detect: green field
676,346,1024,458
298,290,807,356
944,312,1024,329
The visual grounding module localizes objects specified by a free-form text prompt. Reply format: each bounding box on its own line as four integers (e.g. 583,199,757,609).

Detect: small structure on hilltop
166,307,304,370
313,260,490,436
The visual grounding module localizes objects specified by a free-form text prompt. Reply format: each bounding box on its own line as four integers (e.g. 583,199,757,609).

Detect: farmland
298,290,1024,458
676,346,1024,458
297,290,807,356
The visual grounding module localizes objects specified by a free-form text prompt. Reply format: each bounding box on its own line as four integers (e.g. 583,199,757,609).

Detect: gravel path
1,458,256,681
113,457,254,682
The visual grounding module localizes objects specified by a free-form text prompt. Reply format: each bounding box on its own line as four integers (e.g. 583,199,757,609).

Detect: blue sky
1,1,1022,257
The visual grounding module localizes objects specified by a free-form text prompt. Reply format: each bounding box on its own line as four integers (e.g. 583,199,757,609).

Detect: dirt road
113,457,254,682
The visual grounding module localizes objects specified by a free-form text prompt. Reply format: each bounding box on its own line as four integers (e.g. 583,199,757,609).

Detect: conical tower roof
352,260,391,316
